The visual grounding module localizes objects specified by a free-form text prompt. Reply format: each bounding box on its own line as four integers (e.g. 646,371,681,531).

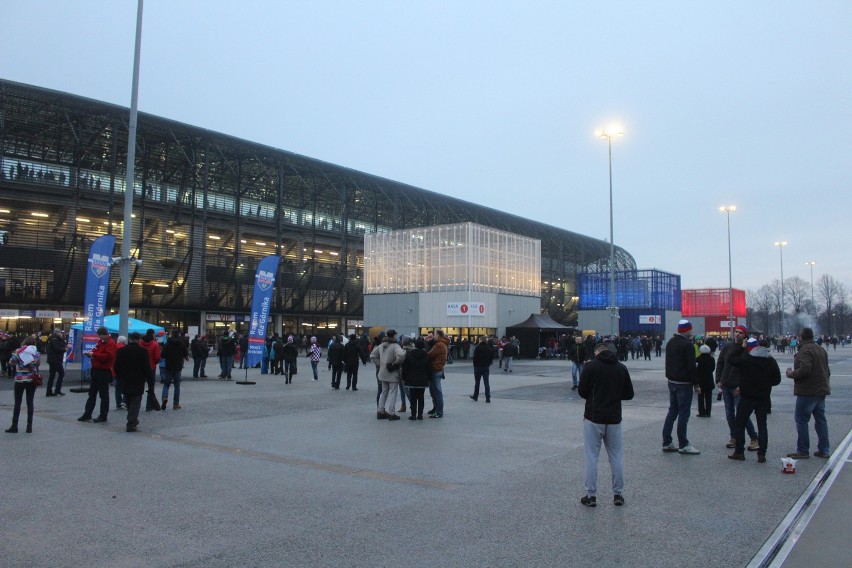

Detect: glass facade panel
364,222,540,296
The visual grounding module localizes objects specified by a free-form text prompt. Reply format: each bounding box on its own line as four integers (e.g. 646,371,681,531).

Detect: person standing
78,327,117,424
218,330,236,380
568,336,588,391
5,336,41,433
727,338,781,462
139,329,162,411
113,332,154,432
370,329,405,420
427,329,449,418
785,327,832,459
113,335,127,410
578,342,635,507
308,336,322,381
45,328,67,396
502,338,518,373
403,338,431,419
328,334,345,389
715,325,760,451
283,336,298,384
662,320,700,455
160,329,189,410
191,334,209,379
695,345,715,417
470,336,493,403
343,333,361,390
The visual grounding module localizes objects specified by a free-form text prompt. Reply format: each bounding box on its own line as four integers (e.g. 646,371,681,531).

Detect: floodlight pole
119,0,144,338
720,206,736,339
596,128,623,338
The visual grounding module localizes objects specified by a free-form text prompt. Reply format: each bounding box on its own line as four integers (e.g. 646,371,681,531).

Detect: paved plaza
1,348,849,568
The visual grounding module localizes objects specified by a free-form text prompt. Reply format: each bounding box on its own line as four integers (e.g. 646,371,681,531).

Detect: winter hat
287,336,293,343
734,324,748,335
677,319,692,333
746,337,759,351
699,345,711,354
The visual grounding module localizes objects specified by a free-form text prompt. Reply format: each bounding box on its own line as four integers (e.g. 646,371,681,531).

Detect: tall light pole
774,241,788,335
805,261,816,319
596,126,623,338
720,206,736,339
117,0,144,338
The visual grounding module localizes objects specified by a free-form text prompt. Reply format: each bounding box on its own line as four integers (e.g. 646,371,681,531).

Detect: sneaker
662,443,679,453
429,413,443,418
613,495,625,506
758,454,766,463
726,438,736,449
387,414,401,421
786,452,809,459
813,451,830,459
728,453,745,461
55,391,65,396
747,439,760,452
376,411,389,420
580,495,596,507
92,416,107,424
427,409,437,416
679,445,700,455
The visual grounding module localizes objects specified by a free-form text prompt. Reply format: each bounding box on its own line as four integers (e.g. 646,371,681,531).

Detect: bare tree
785,276,809,315
817,275,843,335
747,285,775,333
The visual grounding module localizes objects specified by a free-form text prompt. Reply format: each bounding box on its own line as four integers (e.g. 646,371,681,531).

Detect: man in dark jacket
114,332,154,432
785,327,832,459
662,320,700,454
160,329,188,410
715,325,759,451
469,336,494,402
578,342,635,507
328,335,345,389
567,336,587,390
45,328,67,396
218,330,236,379
727,338,781,462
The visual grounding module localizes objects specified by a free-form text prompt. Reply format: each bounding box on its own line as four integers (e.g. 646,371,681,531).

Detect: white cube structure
364,222,541,338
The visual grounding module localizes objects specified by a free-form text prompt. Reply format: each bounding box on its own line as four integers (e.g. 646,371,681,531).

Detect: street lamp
720,206,736,338
596,125,624,338
774,241,788,335
805,261,816,318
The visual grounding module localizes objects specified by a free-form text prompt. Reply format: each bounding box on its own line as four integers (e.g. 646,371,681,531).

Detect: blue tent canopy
71,315,165,335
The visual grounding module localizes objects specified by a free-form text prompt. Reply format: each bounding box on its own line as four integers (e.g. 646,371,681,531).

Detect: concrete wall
365,292,540,338
577,310,615,335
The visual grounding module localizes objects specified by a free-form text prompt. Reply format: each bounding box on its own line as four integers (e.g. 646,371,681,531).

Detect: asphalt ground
1,347,849,568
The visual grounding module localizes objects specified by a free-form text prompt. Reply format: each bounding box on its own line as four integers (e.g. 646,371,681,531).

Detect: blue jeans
662,383,693,448
310,360,319,380
723,386,756,440
429,372,444,415
219,355,234,378
794,395,830,454
161,368,182,404
571,362,584,386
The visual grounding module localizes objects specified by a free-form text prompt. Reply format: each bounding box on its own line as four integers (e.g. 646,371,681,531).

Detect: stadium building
0,79,636,338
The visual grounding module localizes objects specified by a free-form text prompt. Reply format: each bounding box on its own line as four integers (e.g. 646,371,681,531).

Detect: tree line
746,274,848,337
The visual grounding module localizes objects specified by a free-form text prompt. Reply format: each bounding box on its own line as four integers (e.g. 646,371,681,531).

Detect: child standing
696,345,715,417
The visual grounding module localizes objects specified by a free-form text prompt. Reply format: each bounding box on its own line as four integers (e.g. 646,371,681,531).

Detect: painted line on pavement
747,427,852,568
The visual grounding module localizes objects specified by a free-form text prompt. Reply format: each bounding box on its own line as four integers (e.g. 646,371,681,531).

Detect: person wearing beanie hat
662,319,701,454
715,325,760,451
282,335,298,384
695,345,715,417
308,336,322,381
726,338,781,462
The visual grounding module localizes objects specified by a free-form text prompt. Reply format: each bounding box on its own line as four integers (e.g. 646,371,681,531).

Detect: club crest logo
89,254,111,279
256,270,275,291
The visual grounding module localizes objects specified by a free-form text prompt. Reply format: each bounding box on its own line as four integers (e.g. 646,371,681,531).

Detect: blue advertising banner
81,235,116,372
246,255,280,368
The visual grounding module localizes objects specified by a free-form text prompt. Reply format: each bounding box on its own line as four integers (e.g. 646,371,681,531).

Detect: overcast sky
2,1,850,294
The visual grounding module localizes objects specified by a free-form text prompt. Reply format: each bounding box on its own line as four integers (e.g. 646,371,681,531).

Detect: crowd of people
578,319,834,509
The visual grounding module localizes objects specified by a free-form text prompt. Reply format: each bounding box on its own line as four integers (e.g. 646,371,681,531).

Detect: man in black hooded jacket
578,342,635,507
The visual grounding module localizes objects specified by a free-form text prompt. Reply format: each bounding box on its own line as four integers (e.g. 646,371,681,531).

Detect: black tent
505,314,575,359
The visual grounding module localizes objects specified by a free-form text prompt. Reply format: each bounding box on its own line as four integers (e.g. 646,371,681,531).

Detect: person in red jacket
78,326,117,423
139,329,162,411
